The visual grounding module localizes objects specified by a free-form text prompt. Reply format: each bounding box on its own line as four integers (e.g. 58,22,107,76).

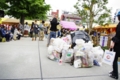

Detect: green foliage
0,0,50,24
0,0,8,10
6,0,50,19
74,0,111,34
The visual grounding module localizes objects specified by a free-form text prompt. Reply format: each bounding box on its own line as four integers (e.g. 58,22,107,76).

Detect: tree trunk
87,23,89,29
88,15,94,44
20,15,25,25
88,20,93,35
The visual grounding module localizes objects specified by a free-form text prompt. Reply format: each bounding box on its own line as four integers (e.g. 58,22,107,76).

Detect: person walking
39,21,45,41
33,20,39,41
30,22,34,38
109,11,120,79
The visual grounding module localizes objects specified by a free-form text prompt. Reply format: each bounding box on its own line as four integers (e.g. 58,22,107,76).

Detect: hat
117,11,120,16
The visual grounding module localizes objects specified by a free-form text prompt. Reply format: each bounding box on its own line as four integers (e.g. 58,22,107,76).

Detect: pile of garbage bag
47,31,104,68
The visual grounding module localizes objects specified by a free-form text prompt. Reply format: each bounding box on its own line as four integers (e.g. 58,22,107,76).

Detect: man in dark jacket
110,11,120,79
33,20,39,41
49,15,59,39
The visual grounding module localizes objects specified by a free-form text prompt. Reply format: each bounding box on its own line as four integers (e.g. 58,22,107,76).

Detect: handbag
102,49,116,65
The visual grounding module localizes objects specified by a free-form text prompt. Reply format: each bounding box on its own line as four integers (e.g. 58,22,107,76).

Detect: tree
0,0,8,10
0,0,8,17
75,9,89,28
74,0,111,34
5,0,50,25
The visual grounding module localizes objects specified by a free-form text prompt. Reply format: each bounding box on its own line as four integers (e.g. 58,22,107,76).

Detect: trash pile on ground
47,30,104,68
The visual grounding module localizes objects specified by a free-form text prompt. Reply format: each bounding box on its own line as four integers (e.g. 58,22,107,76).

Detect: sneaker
109,74,118,79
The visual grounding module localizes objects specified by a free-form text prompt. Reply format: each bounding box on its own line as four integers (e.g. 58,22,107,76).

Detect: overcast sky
45,0,120,18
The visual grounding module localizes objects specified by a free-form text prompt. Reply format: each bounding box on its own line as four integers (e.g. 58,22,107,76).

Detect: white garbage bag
48,45,54,55
48,50,60,61
88,51,94,67
92,46,104,66
61,49,74,63
74,59,82,68
75,39,85,46
83,41,93,53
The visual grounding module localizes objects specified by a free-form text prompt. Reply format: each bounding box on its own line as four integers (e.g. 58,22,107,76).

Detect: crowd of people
0,14,77,44
0,24,22,42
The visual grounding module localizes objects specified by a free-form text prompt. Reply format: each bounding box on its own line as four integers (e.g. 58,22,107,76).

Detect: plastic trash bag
80,56,89,68
87,51,94,67
83,41,93,53
71,31,90,43
71,31,90,48
73,39,85,53
48,45,54,54
92,46,104,66
74,50,90,68
75,50,85,58
62,44,70,50
66,35,72,44
75,39,85,45
48,50,60,61
61,49,74,63
74,59,82,68
51,38,67,53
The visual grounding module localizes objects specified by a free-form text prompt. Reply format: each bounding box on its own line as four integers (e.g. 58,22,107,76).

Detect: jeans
50,31,56,39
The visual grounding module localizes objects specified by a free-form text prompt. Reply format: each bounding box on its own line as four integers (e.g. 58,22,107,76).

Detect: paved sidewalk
0,38,119,80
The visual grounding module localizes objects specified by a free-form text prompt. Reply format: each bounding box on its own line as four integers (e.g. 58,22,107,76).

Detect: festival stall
1,18,39,25
93,24,117,35
93,24,117,47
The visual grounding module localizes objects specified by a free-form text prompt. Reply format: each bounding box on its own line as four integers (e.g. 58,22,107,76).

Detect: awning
60,21,77,30
0,18,8,24
94,24,117,29
2,18,19,23
2,18,39,25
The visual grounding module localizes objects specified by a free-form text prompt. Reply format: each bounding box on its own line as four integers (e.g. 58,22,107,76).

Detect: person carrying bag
108,11,120,79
